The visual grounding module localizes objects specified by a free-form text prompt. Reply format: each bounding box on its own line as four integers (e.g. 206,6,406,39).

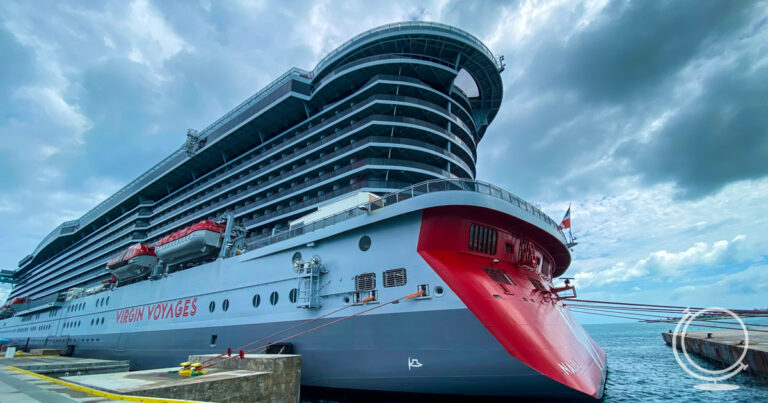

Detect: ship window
209,301,215,313
101,318,104,325
222,299,229,312
91,319,94,326
383,268,407,287
252,294,261,308
469,224,497,255
106,297,110,306
289,288,297,303
359,235,371,251
270,291,279,305
355,273,376,291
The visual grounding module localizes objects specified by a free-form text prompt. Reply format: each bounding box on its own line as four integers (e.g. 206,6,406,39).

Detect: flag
558,205,571,230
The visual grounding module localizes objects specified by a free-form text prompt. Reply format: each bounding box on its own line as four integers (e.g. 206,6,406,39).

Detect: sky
0,0,766,323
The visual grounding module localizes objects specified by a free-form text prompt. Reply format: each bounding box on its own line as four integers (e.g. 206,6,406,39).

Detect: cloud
476,0,768,201
671,263,768,304
0,0,765,317
617,57,768,198
576,235,748,287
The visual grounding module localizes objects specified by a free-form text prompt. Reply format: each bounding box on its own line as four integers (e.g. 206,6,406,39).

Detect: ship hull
56,308,576,397
1,190,605,399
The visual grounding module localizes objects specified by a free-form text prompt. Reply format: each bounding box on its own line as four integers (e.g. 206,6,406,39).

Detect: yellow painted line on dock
6,365,206,403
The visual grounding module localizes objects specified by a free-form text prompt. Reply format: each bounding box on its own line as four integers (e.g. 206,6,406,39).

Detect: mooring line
199,290,424,370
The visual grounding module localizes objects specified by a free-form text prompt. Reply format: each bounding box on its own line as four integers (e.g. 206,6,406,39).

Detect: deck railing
245,179,565,250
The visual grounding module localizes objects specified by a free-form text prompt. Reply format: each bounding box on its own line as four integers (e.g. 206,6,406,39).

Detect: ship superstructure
1,22,606,399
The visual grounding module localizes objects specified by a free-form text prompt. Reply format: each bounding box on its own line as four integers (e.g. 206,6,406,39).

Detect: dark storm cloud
532,0,754,103
617,60,768,198
477,0,767,200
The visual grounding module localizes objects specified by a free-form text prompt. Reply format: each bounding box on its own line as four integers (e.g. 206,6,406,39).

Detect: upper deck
10,22,505,301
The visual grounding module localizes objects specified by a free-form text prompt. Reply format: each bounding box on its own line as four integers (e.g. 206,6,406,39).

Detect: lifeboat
106,244,158,282
10,297,28,305
154,220,225,265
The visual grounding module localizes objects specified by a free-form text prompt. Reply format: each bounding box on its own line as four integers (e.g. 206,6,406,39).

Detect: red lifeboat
106,243,158,282
154,220,225,265
9,297,29,305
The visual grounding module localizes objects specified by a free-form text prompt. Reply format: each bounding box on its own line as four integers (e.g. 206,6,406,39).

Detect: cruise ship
0,22,606,399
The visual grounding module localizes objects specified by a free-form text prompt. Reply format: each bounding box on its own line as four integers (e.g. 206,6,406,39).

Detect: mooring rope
565,298,768,333
199,289,425,370
197,296,370,365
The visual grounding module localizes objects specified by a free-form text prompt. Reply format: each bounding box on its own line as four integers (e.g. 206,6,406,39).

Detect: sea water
586,320,768,402
302,320,768,402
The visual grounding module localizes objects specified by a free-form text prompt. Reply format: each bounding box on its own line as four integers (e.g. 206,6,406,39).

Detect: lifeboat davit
106,244,158,282
154,220,225,265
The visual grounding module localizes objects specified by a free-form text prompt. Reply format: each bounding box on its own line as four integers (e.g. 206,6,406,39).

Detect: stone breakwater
662,329,768,384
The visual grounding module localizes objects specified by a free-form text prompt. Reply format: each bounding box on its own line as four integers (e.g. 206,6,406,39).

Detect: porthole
222,299,230,312
91,319,94,326
343,296,350,304
252,294,261,308
105,297,110,306
96,299,100,308
434,286,444,296
100,318,104,325
270,291,279,305
359,235,371,251
289,288,297,303
292,251,302,264
209,301,216,313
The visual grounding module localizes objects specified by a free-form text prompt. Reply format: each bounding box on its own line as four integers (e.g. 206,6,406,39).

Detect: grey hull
47,308,576,397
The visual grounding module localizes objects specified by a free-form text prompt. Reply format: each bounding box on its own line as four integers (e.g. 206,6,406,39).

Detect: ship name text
115,297,198,324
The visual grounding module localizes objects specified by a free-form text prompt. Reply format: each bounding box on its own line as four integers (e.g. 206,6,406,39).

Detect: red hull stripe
417,206,606,398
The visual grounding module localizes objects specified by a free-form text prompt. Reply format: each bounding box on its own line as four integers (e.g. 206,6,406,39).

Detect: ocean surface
302,320,768,402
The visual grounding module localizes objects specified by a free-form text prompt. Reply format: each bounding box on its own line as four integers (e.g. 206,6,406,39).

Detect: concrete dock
64,354,301,402
0,353,300,402
663,329,768,384
1,355,130,377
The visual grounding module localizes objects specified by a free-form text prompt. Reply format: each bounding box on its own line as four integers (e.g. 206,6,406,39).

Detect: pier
663,330,768,384
0,352,300,402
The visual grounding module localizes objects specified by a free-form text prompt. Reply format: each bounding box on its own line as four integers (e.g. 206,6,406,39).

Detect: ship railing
313,21,500,77
150,96,476,221
315,53,456,90
152,154,456,240
58,68,313,243
245,179,566,251
148,95,475,221
237,158,454,227
148,115,472,236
